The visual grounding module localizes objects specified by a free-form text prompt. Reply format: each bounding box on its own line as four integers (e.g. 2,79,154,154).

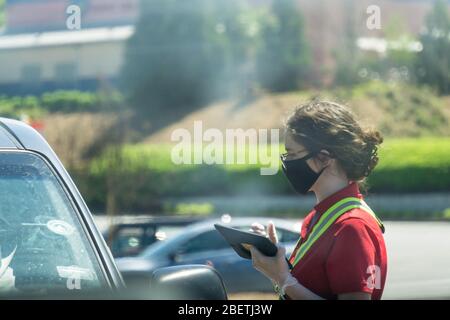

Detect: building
0,0,447,95
0,0,138,95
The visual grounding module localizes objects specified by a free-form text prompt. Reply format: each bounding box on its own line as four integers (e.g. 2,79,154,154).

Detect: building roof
0,25,135,50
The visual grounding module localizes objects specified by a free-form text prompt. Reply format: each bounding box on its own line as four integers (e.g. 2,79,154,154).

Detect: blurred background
0,0,449,299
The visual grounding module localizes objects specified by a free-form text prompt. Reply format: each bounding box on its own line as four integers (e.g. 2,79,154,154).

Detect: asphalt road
382,221,450,299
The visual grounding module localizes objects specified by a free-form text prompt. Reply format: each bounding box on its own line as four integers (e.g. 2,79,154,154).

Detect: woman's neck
313,175,349,204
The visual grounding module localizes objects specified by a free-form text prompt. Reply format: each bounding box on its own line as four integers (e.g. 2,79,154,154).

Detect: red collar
313,182,362,215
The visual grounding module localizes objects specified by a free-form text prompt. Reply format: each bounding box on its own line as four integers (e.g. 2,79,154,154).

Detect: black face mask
280,152,325,195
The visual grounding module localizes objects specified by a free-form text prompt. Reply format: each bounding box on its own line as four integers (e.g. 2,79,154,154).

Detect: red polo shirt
288,182,387,300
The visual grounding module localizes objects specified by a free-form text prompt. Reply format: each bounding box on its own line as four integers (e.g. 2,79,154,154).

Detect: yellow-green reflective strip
329,197,383,228
293,204,360,266
291,197,384,267
292,197,361,266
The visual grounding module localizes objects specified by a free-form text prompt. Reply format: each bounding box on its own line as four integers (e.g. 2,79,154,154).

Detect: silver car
0,118,227,299
116,217,301,293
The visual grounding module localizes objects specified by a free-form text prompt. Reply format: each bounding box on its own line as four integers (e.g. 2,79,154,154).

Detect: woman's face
284,133,328,175
284,133,335,181
284,133,347,193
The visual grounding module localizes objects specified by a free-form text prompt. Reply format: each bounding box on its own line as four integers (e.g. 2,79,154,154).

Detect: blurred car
103,216,204,257
0,118,227,299
116,217,302,293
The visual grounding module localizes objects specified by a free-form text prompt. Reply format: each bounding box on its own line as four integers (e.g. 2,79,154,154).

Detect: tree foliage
121,0,311,125
416,0,450,94
256,0,310,92
121,0,249,126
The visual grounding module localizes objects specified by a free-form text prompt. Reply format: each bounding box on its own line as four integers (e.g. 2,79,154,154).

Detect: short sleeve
326,218,376,295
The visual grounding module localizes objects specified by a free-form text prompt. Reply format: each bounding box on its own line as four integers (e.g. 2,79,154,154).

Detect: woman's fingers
250,222,266,236
267,221,279,244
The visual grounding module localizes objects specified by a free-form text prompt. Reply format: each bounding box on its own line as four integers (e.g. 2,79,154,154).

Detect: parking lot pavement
382,221,450,299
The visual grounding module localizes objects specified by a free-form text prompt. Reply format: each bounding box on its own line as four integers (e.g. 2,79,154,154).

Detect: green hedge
368,138,450,192
73,138,450,212
0,90,124,118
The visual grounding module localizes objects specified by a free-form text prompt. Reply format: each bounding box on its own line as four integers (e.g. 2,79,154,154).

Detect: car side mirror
150,265,228,300
122,265,228,300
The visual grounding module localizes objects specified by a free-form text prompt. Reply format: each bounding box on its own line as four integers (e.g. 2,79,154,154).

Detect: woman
247,101,387,300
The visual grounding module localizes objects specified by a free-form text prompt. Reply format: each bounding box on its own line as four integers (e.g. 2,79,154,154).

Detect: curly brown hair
285,101,383,183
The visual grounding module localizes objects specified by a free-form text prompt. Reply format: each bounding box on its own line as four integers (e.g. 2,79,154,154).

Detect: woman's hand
245,222,289,285
250,221,278,244
248,244,290,286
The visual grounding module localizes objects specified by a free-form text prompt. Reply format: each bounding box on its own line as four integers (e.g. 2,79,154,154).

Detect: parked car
116,217,302,293
101,216,204,258
0,118,227,299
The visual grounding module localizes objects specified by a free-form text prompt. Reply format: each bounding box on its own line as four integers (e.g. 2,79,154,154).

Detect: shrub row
0,90,123,118
72,138,450,212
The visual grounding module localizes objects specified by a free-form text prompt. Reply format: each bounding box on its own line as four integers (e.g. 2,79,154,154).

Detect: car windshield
0,152,106,296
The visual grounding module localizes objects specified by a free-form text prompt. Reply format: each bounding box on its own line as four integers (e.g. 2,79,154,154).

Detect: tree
0,0,5,29
333,0,359,86
121,0,247,129
255,0,310,92
416,0,450,94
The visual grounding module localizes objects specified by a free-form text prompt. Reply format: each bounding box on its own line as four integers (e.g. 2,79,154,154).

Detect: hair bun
361,128,383,177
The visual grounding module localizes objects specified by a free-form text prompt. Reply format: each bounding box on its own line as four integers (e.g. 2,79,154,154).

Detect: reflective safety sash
290,197,384,269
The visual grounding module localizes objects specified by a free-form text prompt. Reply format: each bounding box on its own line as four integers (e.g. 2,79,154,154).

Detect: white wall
0,40,127,84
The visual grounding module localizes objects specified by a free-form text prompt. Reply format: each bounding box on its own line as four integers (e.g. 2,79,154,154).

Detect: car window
111,226,152,257
0,152,106,296
182,230,229,254
277,229,299,243
156,226,184,241
110,224,186,257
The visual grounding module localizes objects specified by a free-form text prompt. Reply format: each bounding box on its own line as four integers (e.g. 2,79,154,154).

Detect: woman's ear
317,149,331,162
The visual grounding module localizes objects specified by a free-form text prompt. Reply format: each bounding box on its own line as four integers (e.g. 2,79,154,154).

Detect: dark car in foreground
0,118,227,299
116,217,301,293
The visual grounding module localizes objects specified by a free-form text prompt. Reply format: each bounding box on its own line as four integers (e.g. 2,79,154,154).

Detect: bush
368,138,450,192
0,95,45,119
333,81,450,137
0,90,124,119
75,138,450,212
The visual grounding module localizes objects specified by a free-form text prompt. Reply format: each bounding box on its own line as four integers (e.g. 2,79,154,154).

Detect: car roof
0,117,66,168
139,216,301,258
0,118,54,154
0,119,24,149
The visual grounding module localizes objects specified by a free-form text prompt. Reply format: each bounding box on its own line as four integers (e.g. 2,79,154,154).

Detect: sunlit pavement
382,221,450,299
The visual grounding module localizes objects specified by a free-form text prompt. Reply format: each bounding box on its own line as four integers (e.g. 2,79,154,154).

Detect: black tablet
214,223,278,259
